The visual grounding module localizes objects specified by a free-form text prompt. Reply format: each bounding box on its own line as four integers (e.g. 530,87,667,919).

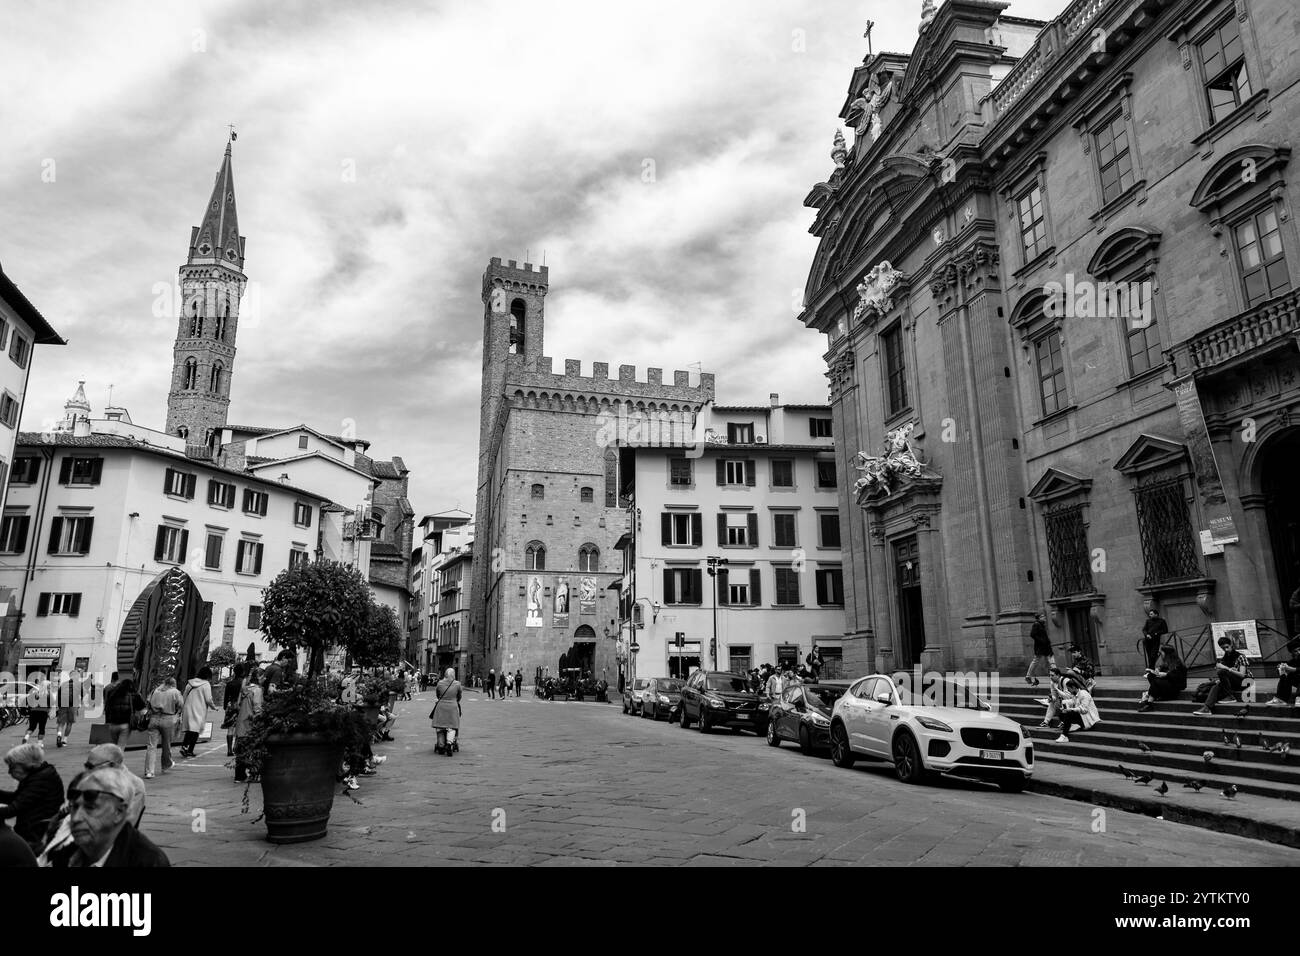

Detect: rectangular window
809,418,833,438
773,512,797,548
816,460,837,489
1199,15,1253,123
204,532,223,570
1133,475,1203,585
37,593,81,617
882,324,908,416
663,567,704,605
8,332,30,370
669,457,693,486
725,516,749,546
298,434,309,449
1235,207,1291,308
289,548,309,569
248,605,262,630
728,646,752,675
1043,502,1094,598
294,502,312,527
207,480,236,508
0,514,30,553
774,567,801,606
48,515,94,555
163,467,197,499
663,511,701,547
11,457,39,484
1095,111,1135,205
1017,184,1047,261
819,512,841,548
242,489,268,516
1115,283,1162,376
727,582,751,605
1035,330,1067,416
725,460,747,485
153,524,188,564
0,318,7,351
816,568,844,606
771,459,794,488
59,457,103,485
0,392,18,428
236,539,265,575
727,423,754,444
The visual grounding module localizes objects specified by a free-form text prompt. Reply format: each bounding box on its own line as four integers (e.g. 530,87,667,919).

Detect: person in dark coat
58,767,169,867
514,670,523,698
1138,645,1187,711
1268,637,1300,707
429,668,463,756
104,677,144,747
0,743,65,850
223,663,245,757
1025,613,1052,685
0,820,37,866
1141,609,1169,671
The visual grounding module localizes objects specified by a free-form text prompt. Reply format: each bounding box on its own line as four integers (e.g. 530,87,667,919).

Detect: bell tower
165,137,246,458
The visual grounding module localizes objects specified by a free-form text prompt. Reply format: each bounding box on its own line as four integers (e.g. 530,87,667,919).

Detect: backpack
1191,680,1216,703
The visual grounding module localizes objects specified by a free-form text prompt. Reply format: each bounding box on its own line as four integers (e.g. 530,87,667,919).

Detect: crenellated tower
165,137,246,458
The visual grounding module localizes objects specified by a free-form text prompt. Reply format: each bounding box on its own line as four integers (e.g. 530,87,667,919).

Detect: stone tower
165,138,246,458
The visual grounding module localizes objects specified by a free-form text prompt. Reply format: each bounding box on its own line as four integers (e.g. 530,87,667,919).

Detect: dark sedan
766,682,849,755
679,671,769,734
640,678,684,721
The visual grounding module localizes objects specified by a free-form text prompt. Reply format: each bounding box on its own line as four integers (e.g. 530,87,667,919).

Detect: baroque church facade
801,0,1300,677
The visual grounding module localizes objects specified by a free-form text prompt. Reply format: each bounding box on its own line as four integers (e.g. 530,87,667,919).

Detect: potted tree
235,560,372,844
352,601,403,730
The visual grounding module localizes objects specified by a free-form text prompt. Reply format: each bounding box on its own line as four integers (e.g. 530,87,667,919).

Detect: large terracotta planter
260,731,342,844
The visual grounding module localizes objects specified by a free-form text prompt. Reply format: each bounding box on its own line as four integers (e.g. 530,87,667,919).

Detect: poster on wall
525,575,544,628
1173,377,1238,545
579,576,597,615
1211,620,1261,658
553,577,570,629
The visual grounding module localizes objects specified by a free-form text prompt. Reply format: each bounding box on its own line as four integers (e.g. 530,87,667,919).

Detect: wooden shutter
164,468,176,493
225,484,235,508
816,570,828,606
727,423,738,443
37,593,50,616
690,513,702,546
90,459,103,484
58,458,72,484
747,513,758,547
301,504,312,528
809,417,817,437
154,525,167,562
207,480,218,505
717,514,726,546
690,569,703,603
235,541,244,574
259,494,268,516
717,569,729,606
663,568,676,605
69,594,81,617
750,568,761,606
178,529,189,563
47,517,63,554
242,489,251,512
13,516,29,553
206,534,221,569
661,513,672,546
254,542,264,574
744,460,756,486
185,473,197,499
76,517,94,554
715,459,725,485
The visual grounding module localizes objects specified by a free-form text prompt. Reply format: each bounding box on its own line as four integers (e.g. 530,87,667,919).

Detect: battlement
504,354,715,403
487,256,549,279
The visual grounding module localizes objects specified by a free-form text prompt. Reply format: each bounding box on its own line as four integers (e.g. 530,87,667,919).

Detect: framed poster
553,578,570,629
1211,620,1261,658
579,576,597,615
525,575,543,628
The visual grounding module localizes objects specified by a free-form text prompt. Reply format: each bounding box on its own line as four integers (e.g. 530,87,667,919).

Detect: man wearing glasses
61,767,168,868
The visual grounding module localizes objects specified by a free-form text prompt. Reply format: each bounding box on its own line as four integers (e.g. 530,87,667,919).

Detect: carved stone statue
920,0,938,31
851,261,905,323
831,128,848,169
853,422,930,500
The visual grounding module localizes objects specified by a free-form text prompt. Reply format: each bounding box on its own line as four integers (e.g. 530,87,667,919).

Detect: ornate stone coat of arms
853,422,933,500
851,261,904,324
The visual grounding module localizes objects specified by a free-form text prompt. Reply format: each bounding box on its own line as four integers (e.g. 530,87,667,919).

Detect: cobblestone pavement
9,690,1299,866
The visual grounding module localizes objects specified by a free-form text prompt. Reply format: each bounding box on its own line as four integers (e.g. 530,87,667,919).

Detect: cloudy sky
3,0,1064,519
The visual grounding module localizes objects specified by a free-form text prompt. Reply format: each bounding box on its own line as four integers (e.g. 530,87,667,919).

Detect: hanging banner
1172,377,1238,545
553,577,570,629
525,575,543,628
579,576,597,615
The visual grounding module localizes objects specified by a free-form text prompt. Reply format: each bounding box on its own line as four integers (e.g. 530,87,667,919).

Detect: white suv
829,674,1033,792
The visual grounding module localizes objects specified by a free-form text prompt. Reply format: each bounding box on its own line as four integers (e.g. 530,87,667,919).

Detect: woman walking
223,663,245,757
103,678,144,747
179,667,216,758
429,667,463,756
21,674,52,746
54,669,84,748
233,668,263,782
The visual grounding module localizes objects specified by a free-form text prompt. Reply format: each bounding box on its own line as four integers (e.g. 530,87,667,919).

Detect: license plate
980,750,1003,760
732,712,750,720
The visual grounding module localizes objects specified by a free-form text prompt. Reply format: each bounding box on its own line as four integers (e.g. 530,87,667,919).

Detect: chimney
769,393,780,407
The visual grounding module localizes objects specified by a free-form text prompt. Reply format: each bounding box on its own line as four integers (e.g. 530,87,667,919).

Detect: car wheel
641,703,652,720
830,723,855,768
698,709,710,733
766,719,781,747
999,775,1028,794
798,725,813,756
893,731,926,785
680,706,691,729
622,700,629,714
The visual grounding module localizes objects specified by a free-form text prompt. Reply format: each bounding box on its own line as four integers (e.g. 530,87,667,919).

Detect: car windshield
705,674,750,692
634,680,650,689
805,687,845,710
895,679,990,710
657,680,684,693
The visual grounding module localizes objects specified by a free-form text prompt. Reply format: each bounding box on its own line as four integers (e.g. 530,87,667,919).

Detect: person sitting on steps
1194,636,1248,716
1054,678,1100,743
1268,636,1300,707
1138,644,1187,712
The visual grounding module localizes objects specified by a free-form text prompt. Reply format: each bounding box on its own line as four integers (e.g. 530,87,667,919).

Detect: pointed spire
65,380,89,415
188,138,244,270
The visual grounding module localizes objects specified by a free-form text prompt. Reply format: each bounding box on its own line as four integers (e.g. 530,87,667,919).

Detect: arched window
531,483,545,500
508,299,526,354
214,311,227,342
579,486,594,503
525,541,546,570
183,357,198,390
210,360,224,393
578,544,599,572
176,425,189,440
371,508,385,540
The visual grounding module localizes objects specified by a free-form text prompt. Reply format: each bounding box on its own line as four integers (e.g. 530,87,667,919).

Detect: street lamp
706,556,729,671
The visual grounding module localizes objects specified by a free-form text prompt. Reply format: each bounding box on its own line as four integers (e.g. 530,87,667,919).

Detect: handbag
1191,679,1216,703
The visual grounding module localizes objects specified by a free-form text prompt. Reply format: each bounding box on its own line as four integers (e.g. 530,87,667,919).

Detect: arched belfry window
183,357,198,390
210,360,224,393
508,299,526,354
525,541,546,570
177,425,189,440
214,306,228,342
578,544,599,572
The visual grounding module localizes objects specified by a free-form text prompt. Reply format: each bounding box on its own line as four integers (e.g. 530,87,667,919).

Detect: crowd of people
472,667,524,699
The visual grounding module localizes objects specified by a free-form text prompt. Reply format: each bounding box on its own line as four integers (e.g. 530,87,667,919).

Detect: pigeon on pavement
1137,741,1152,753
1235,705,1250,720
1233,733,1242,749
1222,784,1238,799
1118,764,1136,780
1155,780,1169,797
1182,780,1204,792
1134,772,1153,785
1203,750,1215,765
1221,730,1234,746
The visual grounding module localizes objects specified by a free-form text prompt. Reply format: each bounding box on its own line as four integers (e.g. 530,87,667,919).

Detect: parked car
829,674,1033,792
623,678,653,715
640,678,685,721
766,682,850,754
678,671,768,734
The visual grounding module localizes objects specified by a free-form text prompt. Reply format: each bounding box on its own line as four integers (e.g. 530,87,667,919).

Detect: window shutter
90,459,103,484
225,484,235,508
745,460,756,486
254,542,264,574
810,418,817,437
47,517,63,554
154,525,166,562
69,593,81,617
691,513,702,546
717,569,729,606
816,571,828,606
242,489,251,511
58,458,72,484
37,593,50,617
303,505,312,528
691,569,703,603
207,480,217,505
747,513,758,547
15,515,29,553
717,514,726,546
663,568,675,605
259,495,268,516
661,513,672,546
185,473,197,499
727,423,738,443
750,568,761,606
76,517,94,554
164,468,175,493
716,459,725,485
235,541,244,574
178,529,189,563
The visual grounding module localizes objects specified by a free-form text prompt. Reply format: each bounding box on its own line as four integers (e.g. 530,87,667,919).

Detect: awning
20,646,61,661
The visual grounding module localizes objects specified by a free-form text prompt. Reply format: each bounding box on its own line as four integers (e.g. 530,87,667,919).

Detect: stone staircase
998,682,1300,801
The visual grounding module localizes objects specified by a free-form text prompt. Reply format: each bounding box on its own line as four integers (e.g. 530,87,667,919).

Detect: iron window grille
1043,502,1094,597
1133,475,1203,585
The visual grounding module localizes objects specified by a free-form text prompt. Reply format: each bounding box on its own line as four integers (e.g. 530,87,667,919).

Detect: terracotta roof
0,263,65,345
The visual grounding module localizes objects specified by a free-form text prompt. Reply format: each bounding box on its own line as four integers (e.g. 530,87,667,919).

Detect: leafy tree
259,560,371,676
207,645,238,672
352,601,403,670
